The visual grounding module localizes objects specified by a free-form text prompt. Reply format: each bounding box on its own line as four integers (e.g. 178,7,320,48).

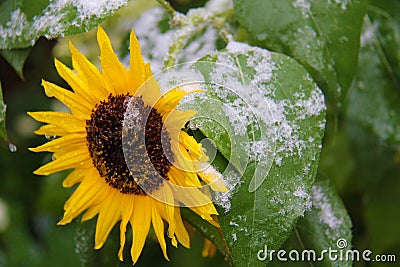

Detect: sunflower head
29,27,227,264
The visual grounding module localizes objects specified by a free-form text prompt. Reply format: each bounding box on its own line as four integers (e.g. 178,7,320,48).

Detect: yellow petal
94,190,123,249
155,87,198,115
97,27,130,95
163,109,197,132
33,149,91,176
168,165,201,188
202,239,217,257
34,125,75,137
28,111,86,135
134,75,162,107
59,172,108,224
152,185,176,246
173,208,190,248
179,131,208,161
153,199,190,249
129,28,146,91
69,41,109,100
54,59,98,105
62,168,85,188
170,184,218,221
130,196,151,264
42,80,92,120
198,165,229,192
82,204,101,222
29,133,86,153
151,201,169,261
118,195,135,261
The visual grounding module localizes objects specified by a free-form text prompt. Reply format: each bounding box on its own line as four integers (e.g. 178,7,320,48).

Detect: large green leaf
162,42,326,266
270,176,353,266
0,83,6,141
0,0,131,49
233,0,367,110
345,1,400,144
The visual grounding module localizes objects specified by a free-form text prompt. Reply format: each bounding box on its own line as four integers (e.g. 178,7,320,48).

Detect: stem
163,32,189,69
156,0,176,20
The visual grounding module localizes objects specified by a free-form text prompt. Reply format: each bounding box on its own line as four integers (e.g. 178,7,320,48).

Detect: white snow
213,168,242,212
312,185,342,229
293,0,311,18
294,186,312,212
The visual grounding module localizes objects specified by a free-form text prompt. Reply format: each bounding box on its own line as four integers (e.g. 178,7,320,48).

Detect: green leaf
233,0,367,110
0,47,31,78
130,7,225,72
0,83,6,141
0,0,131,49
169,42,326,266
270,176,353,266
364,164,400,254
345,1,400,144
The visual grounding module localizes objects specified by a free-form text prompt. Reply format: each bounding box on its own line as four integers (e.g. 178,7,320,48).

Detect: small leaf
162,42,326,266
0,82,7,141
0,0,131,49
0,47,31,78
345,1,400,144
233,0,367,110
270,176,353,266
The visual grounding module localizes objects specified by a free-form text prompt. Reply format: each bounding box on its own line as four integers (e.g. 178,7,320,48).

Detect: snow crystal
229,221,239,227
232,233,237,242
156,66,204,93
294,187,312,212
312,185,342,229
214,168,242,212
293,0,311,18
74,0,128,19
294,89,326,120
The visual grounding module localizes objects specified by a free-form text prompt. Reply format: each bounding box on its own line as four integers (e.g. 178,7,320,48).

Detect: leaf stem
156,0,176,20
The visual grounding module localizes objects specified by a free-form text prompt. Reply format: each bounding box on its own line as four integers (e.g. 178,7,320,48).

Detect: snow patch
293,0,311,18
312,185,342,229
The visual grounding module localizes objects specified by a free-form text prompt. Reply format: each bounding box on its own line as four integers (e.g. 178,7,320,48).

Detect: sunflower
29,27,227,264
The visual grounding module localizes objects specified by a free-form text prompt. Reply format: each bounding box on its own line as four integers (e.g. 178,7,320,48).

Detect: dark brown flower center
86,94,172,195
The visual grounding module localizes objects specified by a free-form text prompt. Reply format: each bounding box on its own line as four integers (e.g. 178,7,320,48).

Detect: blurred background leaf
233,0,367,111
346,0,400,145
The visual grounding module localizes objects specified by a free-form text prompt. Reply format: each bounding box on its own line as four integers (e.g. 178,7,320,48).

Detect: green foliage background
0,0,399,266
